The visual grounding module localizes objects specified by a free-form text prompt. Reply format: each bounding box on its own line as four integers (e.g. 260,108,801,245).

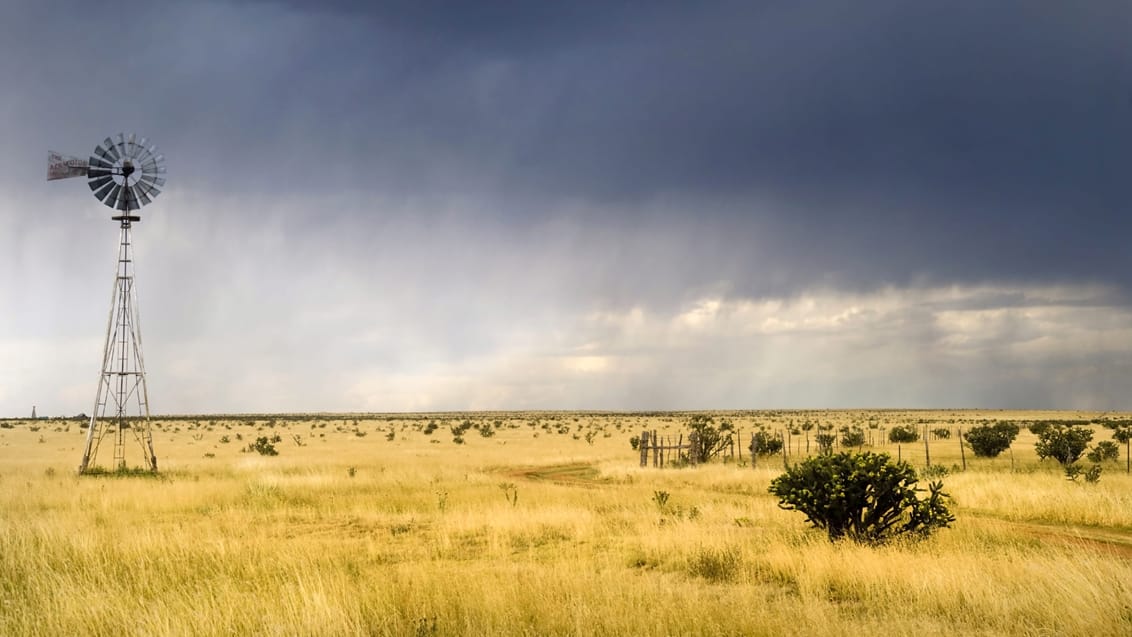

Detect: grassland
2,410,1131,636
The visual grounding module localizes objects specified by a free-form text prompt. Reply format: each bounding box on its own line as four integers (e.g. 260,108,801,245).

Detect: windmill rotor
87,133,166,213
47,133,166,216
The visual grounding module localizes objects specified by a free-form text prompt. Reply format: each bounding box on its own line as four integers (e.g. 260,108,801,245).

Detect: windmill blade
123,186,140,211
102,183,123,206
138,174,166,188
135,187,152,207
93,145,115,164
114,184,132,211
102,137,120,162
113,138,130,163
89,156,114,170
137,179,162,198
87,175,114,193
91,178,115,201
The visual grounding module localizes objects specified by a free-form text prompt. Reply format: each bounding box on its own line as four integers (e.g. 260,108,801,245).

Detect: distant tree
749,427,783,457
839,427,866,448
1086,441,1120,464
687,415,734,463
963,422,1019,458
1035,425,1093,466
888,425,920,444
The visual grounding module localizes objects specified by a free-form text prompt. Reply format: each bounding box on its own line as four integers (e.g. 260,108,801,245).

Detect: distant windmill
48,134,166,474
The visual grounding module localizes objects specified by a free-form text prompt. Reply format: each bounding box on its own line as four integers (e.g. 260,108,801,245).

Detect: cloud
324,283,1132,412
4,1,1132,414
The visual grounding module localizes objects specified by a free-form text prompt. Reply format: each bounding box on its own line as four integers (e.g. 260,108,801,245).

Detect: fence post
652,430,659,468
923,425,931,467
958,428,967,471
639,431,649,467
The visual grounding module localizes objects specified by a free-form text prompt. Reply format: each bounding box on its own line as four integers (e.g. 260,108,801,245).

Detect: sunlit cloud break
338,284,1132,413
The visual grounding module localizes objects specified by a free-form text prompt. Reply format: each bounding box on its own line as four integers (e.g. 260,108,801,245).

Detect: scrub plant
768,451,954,544
963,422,1019,458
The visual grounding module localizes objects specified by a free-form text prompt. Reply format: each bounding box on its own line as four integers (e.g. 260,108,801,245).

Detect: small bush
888,425,920,444
244,436,278,456
963,422,1019,458
839,427,865,448
1086,441,1120,463
815,432,836,455
685,546,740,583
768,451,954,544
749,428,783,456
1085,464,1103,483
686,415,734,463
931,428,951,440
920,464,954,479
1035,425,1093,466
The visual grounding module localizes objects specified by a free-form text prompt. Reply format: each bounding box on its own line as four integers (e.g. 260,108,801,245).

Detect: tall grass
1,411,1130,635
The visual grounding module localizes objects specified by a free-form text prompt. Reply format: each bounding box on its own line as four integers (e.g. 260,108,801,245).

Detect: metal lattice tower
48,134,166,473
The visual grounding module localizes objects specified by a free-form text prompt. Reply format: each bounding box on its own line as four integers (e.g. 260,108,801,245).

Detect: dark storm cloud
219,2,1132,293
7,1,1132,297
6,0,1132,413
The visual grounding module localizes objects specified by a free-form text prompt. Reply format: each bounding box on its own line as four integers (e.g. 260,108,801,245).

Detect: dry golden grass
1,411,1131,636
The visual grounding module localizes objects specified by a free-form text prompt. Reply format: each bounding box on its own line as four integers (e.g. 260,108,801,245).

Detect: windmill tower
48,134,167,474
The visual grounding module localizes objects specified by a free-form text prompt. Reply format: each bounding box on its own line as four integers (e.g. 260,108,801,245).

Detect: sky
2,0,1132,416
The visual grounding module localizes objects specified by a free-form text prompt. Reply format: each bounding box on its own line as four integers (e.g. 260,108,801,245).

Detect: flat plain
2,410,1131,636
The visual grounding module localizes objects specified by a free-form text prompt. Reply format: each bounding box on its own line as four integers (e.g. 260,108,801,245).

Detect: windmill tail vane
47,151,89,181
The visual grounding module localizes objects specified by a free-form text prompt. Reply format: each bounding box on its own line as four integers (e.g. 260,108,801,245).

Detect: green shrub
1084,464,1103,483
931,428,951,440
815,431,836,455
768,451,954,544
748,428,783,457
839,427,865,448
244,436,278,456
686,415,734,463
1035,425,1093,466
1086,441,1120,463
888,425,920,444
963,422,1019,457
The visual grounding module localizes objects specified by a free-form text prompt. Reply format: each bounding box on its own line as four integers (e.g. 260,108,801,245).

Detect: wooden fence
637,430,738,467
639,425,976,470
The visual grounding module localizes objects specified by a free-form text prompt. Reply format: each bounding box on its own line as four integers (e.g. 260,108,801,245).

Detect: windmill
48,134,167,474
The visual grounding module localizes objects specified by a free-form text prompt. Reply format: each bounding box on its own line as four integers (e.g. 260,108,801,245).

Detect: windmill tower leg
79,218,156,474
